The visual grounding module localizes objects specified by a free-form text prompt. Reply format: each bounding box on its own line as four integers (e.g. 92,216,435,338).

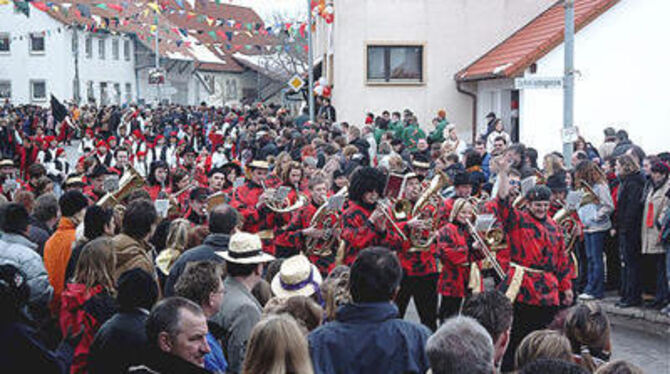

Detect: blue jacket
308,302,431,374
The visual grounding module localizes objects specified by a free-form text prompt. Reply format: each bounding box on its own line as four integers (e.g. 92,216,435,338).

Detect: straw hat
218,232,275,264
247,160,269,170
271,255,323,299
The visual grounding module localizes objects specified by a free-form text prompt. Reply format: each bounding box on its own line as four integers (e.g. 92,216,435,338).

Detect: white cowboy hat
218,232,275,264
271,255,323,299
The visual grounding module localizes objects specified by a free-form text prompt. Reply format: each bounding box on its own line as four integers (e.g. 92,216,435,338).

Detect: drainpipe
457,81,478,143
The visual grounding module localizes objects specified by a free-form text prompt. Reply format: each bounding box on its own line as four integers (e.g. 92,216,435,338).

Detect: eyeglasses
509,180,521,186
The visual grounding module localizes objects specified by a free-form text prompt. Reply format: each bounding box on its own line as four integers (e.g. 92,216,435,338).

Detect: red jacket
396,203,439,276
340,201,403,266
494,197,572,306
436,222,483,298
230,180,275,254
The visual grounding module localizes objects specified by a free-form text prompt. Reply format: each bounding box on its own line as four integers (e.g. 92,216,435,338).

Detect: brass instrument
261,181,308,213
465,219,506,279
305,187,348,257
554,181,600,253
375,198,408,241
392,199,412,221
410,170,451,249
97,165,145,208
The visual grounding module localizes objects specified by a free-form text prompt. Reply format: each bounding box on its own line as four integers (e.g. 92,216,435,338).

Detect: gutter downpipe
456,80,478,143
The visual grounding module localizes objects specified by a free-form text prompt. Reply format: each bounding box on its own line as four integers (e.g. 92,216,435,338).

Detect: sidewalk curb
597,298,670,337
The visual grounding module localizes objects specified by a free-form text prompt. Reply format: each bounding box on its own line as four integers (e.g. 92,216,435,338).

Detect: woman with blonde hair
60,237,118,373
242,314,314,374
266,151,293,188
515,329,573,370
544,153,566,177
155,218,191,278
564,303,611,372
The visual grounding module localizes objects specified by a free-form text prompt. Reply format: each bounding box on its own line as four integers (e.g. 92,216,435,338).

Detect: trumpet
465,219,506,279
375,198,408,241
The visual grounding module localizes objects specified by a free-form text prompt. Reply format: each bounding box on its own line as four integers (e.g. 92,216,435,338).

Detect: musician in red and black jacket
547,172,582,290
437,171,472,227
340,166,403,266
144,160,170,201
271,162,305,256
276,176,338,274
492,157,573,372
435,198,485,321
230,160,276,254
394,172,439,331
83,165,109,203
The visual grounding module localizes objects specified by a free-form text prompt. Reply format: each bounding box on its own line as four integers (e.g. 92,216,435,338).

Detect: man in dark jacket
308,247,431,374
165,204,239,296
88,269,159,374
28,193,60,256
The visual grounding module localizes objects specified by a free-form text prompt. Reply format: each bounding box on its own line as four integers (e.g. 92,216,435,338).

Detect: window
123,40,130,61
112,39,119,60
86,81,95,103
71,33,78,53
85,36,92,58
30,80,46,101
366,45,423,83
100,82,108,105
0,81,10,99
29,33,45,54
0,33,10,53
98,38,105,59
113,83,121,104
125,83,132,103
73,79,80,103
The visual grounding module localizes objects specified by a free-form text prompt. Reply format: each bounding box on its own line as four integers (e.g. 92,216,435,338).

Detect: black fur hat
349,166,386,203
526,185,552,202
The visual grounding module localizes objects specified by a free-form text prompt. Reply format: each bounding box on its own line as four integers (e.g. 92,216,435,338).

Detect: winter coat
578,182,614,233
615,171,645,237
164,233,229,296
641,178,670,254
44,217,78,312
0,321,71,373
59,283,117,374
211,276,262,374
127,347,211,374
308,302,431,374
0,233,53,311
111,233,156,282
88,309,149,374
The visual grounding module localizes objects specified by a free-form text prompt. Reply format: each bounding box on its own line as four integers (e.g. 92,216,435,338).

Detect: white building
312,0,555,136
456,0,670,157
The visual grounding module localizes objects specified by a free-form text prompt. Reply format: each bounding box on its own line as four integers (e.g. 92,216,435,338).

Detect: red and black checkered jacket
493,197,572,306
437,196,456,227
436,222,483,298
340,201,403,266
230,180,275,254
276,200,338,275
264,173,282,189
479,200,511,273
397,204,439,276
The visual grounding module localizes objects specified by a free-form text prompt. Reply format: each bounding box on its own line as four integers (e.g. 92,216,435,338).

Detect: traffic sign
562,126,579,143
288,75,305,92
514,77,563,90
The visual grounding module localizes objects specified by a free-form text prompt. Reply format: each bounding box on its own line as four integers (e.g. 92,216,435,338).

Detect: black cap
485,112,496,119
526,185,552,202
453,172,472,187
117,268,158,311
546,173,567,193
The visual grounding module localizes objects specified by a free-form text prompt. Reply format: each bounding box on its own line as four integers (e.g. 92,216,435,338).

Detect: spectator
0,264,76,373
88,268,159,374
594,360,644,374
599,128,618,161
308,247,431,374
564,303,611,372
165,204,240,296
263,295,324,334
155,218,190,280
44,190,88,313
614,155,646,308
111,199,158,282
515,329,573,370
520,358,589,374
320,265,351,322
461,290,514,369
128,297,211,373
65,205,116,286
212,232,275,374
242,314,314,374
60,238,118,373
270,254,323,304
425,315,494,374
174,262,228,374
29,193,60,256
0,203,53,317
486,119,511,153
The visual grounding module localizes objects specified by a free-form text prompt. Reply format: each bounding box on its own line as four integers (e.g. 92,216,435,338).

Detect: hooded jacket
0,233,53,311
111,233,156,281
43,217,78,313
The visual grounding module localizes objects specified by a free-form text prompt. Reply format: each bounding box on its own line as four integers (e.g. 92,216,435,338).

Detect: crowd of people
0,99,666,373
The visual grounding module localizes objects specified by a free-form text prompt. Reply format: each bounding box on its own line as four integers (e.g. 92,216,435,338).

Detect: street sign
514,77,563,90
562,126,579,143
288,75,305,92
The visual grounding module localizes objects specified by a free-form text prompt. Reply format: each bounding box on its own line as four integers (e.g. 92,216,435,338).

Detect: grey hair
146,297,204,346
426,316,494,374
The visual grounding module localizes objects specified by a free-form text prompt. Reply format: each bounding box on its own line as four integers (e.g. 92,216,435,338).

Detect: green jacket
389,121,405,139
402,125,426,151
428,119,448,143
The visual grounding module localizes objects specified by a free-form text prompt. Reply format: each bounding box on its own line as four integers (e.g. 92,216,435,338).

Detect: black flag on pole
50,94,68,123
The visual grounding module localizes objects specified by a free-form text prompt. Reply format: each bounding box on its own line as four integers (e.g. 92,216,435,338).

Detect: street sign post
288,75,305,92
514,77,563,90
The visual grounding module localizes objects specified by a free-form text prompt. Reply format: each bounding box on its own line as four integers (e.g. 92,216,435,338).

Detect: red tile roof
456,0,619,82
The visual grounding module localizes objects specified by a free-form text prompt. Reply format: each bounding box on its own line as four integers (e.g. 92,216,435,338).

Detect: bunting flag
174,0,184,9
146,2,160,13
94,3,108,10
31,1,48,12
207,30,217,40
108,3,123,12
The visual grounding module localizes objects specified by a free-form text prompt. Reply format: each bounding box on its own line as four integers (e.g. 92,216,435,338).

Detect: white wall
519,0,670,158
326,0,554,138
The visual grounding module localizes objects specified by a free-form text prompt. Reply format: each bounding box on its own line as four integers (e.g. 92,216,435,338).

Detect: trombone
465,219,506,279
375,198,408,241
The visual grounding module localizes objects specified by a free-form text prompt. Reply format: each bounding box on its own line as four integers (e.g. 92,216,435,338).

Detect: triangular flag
224,31,232,41
95,3,108,10
175,0,184,8
32,2,49,12
108,4,123,12
207,30,217,40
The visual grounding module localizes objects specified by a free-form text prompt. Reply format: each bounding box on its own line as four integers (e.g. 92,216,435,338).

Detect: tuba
97,166,145,208
305,187,348,257
409,170,451,249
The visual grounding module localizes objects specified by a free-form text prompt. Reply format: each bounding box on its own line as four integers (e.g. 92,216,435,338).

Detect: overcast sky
227,0,307,22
